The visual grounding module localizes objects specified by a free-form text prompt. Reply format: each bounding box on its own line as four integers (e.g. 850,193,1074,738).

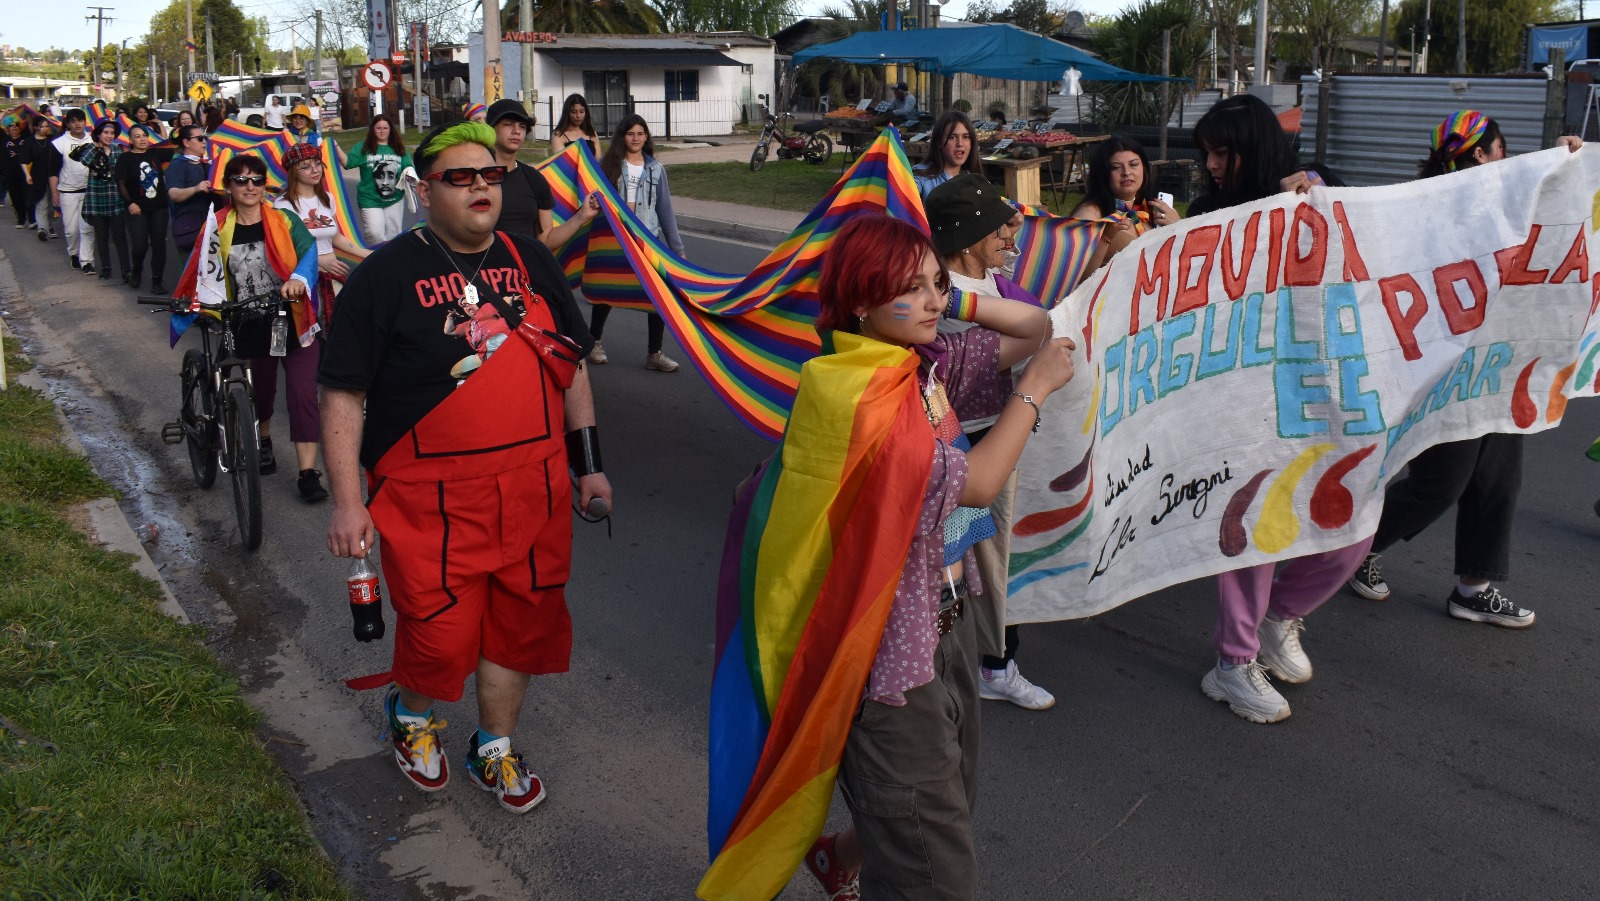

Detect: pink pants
1213,537,1374,665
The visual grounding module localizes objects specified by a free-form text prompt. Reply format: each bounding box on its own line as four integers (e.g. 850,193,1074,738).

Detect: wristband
946,286,979,322
1009,392,1042,433
566,426,603,476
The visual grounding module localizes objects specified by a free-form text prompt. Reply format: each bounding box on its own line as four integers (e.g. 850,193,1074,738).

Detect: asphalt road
4,222,1599,901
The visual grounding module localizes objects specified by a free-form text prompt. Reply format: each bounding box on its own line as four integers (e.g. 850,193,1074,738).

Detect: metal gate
1300,74,1549,186
583,70,630,138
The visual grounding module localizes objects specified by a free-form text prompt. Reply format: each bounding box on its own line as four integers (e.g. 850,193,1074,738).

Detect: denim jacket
615,155,684,256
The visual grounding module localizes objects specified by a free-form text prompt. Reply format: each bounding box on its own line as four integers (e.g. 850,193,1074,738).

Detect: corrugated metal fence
1300,74,1549,186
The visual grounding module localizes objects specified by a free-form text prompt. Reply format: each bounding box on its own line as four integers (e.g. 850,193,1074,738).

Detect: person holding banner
1186,94,1370,724
592,114,682,372
1345,111,1580,627
708,214,1074,901
286,104,324,148
912,110,981,198
548,94,600,159
131,105,165,140
1070,137,1181,276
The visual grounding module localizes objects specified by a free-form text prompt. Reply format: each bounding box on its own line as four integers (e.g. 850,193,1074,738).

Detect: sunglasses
227,175,268,186
185,135,208,142
423,165,508,187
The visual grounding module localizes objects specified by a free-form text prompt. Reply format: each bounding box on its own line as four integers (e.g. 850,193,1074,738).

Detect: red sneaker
385,685,448,792
804,833,860,901
466,734,547,814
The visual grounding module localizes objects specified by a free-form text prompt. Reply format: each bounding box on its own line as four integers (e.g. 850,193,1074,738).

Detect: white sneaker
646,351,680,372
1201,659,1291,723
979,660,1056,710
1257,615,1312,684
587,341,608,365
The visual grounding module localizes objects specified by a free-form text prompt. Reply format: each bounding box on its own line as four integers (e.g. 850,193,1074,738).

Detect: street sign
187,80,214,103
362,61,393,91
390,51,405,66
414,94,431,129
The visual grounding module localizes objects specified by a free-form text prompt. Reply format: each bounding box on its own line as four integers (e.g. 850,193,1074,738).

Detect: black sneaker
82,264,97,277
37,229,48,242
150,281,167,296
296,469,329,502
1347,553,1390,601
1447,586,1535,629
127,271,138,289
70,254,80,268
258,437,278,475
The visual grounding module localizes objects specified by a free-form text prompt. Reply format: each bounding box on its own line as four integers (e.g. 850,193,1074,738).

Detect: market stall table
981,155,1053,206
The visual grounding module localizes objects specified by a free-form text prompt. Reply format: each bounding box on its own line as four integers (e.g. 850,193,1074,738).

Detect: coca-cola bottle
347,545,385,643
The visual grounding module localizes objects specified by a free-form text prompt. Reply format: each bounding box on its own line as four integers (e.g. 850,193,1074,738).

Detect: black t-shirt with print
496,163,554,239
318,229,592,469
114,150,169,213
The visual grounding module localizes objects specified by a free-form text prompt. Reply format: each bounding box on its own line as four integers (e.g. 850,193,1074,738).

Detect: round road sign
362,61,394,91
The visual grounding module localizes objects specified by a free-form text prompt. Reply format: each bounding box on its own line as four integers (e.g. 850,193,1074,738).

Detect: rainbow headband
1430,110,1490,172
463,103,487,120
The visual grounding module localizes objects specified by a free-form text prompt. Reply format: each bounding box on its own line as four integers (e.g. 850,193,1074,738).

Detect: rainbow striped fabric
698,330,936,901
1007,199,1108,310
533,132,928,440
206,120,294,192
3,103,61,129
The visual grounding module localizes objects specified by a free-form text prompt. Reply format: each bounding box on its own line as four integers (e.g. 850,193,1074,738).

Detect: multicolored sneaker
385,685,449,792
804,833,861,901
466,734,546,814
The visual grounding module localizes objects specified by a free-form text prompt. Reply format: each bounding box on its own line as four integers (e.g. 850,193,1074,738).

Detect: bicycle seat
794,120,829,134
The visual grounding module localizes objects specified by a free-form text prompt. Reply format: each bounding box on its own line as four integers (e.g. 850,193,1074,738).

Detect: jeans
1213,538,1374,664
125,206,169,285
1371,434,1523,582
359,203,404,244
589,303,665,354
86,213,130,277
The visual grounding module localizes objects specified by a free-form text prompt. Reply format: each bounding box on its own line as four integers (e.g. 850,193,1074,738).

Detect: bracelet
1009,392,1042,433
565,426,604,476
946,286,979,322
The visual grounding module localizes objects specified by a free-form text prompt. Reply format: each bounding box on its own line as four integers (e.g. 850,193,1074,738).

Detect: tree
1276,0,1376,73
1092,0,1209,125
652,0,798,35
1393,0,1562,74
501,0,665,34
132,0,262,77
794,1,891,106
964,0,1004,21
1200,0,1253,86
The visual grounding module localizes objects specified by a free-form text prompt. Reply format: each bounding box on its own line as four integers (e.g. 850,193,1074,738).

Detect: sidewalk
673,195,806,248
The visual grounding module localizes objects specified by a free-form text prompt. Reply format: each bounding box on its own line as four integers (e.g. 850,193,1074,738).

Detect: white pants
58,191,93,263
359,203,404,245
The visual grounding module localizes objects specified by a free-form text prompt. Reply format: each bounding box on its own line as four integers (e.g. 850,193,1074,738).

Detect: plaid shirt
83,144,123,217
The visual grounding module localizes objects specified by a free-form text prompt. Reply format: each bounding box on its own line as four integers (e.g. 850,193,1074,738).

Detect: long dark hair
918,110,980,177
601,114,653,185
1418,114,1504,179
363,113,406,156
1081,136,1154,216
553,94,597,140
1192,94,1298,205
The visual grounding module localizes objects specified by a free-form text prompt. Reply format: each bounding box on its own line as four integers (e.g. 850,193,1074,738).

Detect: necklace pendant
462,284,480,306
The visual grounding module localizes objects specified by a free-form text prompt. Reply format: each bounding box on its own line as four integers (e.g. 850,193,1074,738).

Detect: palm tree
792,1,893,110
498,0,665,35
1093,0,1209,126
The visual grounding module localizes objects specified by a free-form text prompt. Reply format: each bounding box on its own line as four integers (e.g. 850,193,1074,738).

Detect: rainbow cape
699,331,935,901
168,205,319,346
206,120,295,192
533,131,927,440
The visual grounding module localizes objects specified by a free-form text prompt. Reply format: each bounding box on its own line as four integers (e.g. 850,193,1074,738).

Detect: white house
0,77,94,103
466,32,776,140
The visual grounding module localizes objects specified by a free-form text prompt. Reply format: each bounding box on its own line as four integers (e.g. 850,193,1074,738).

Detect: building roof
544,33,771,51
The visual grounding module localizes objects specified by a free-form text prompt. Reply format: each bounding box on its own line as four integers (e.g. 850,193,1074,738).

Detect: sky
4,0,1138,56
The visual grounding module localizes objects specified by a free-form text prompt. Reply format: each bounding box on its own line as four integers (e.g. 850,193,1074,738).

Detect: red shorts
369,459,572,703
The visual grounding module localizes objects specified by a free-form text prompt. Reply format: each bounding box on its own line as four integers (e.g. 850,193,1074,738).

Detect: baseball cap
486,99,533,127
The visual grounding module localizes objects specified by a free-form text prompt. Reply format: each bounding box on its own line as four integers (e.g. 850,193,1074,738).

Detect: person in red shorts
319,120,612,814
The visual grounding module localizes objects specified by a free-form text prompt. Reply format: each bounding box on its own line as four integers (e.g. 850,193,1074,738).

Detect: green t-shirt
346,145,413,209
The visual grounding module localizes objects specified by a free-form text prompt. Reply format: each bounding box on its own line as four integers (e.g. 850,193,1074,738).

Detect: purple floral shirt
865,328,1011,705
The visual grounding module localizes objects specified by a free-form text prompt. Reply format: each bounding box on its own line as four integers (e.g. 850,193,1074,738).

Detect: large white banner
1008,147,1600,622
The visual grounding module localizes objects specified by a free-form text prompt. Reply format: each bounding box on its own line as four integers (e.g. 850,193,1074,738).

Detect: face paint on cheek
892,302,913,320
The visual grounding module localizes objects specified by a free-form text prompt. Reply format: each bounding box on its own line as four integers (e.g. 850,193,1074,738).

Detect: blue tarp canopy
791,22,1177,83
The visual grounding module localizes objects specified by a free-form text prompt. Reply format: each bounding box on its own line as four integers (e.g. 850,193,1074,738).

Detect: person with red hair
755,213,1076,900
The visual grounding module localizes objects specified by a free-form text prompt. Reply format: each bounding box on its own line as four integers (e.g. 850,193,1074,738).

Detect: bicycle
750,108,834,172
140,291,286,551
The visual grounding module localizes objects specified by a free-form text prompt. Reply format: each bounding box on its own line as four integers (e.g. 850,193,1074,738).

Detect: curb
676,215,792,249
2,320,190,625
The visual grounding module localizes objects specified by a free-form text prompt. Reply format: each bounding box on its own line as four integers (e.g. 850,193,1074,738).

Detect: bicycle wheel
223,381,263,550
804,133,833,166
180,349,219,489
750,140,770,172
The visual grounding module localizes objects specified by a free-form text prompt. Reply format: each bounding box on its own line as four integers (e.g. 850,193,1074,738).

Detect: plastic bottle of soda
348,543,385,643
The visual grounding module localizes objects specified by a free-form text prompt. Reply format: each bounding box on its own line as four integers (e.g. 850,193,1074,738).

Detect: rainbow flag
85,100,110,125
698,331,935,901
112,113,175,150
318,138,372,253
533,131,927,441
2,103,60,129
1007,199,1107,310
184,38,199,53
206,119,294,192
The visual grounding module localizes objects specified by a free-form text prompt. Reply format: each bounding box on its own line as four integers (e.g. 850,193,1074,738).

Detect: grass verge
0,336,351,899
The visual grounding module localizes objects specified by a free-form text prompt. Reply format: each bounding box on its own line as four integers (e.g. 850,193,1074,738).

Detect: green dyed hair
415,121,497,176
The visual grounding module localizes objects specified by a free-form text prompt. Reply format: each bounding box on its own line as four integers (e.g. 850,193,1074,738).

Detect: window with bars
664,70,700,102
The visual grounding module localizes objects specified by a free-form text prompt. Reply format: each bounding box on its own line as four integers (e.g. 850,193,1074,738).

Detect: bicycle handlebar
135,292,293,312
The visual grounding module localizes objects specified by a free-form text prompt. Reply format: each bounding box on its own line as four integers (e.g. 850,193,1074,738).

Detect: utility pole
290,22,300,73
185,0,195,72
1420,0,1432,73
484,0,503,103
149,52,156,102
314,9,323,82
1253,0,1268,85
116,38,126,100
205,11,215,75
85,7,115,95
520,0,534,113
1456,0,1465,73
